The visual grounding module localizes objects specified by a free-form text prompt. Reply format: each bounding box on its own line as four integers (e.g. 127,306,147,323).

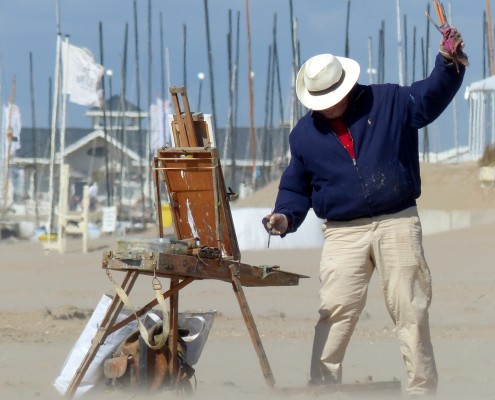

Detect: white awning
465,75,495,99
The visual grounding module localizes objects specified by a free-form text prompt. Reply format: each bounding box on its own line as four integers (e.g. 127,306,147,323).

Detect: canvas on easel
154,147,240,260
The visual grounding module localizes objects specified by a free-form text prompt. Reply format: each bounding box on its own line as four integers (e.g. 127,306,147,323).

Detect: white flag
2,103,22,156
62,42,105,107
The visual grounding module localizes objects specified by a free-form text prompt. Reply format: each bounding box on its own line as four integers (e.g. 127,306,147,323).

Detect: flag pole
59,36,69,174
55,35,70,252
47,32,62,242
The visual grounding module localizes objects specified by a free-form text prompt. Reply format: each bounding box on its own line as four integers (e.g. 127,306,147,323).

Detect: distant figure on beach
88,182,98,211
262,28,466,395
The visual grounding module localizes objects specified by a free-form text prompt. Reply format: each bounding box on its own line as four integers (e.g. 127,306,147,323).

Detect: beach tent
464,75,495,159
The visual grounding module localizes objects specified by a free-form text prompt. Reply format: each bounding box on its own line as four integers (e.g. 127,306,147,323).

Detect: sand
0,162,494,399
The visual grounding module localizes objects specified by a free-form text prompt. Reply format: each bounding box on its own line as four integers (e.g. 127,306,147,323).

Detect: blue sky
0,0,488,152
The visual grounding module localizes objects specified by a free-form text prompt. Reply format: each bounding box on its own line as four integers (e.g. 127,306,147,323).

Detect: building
6,95,290,223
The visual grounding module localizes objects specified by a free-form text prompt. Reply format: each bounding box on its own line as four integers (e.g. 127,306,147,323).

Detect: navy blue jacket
274,54,465,233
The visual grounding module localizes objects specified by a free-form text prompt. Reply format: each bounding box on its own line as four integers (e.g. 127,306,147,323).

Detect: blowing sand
0,162,494,399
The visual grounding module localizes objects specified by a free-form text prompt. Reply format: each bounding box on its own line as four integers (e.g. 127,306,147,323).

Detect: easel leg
229,265,275,388
169,276,179,380
64,271,139,398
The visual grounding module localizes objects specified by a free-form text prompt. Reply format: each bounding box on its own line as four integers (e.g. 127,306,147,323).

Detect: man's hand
262,213,288,236
439,27,469,68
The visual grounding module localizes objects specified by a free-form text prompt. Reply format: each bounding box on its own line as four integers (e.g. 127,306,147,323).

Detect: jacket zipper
331,131,374,217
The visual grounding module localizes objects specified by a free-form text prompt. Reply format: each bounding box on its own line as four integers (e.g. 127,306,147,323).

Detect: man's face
318,95,349,119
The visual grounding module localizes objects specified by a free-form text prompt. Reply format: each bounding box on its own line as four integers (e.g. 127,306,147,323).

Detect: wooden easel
169,86,213,148
64,87,307,398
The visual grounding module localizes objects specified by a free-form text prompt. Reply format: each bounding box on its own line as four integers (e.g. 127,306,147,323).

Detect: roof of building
13,123,290,165
87,95,143,113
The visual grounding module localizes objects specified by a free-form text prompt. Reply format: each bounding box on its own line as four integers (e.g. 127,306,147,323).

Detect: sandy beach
0,162,494,400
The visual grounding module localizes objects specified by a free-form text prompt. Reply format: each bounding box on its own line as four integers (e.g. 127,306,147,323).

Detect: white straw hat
296,54,360,111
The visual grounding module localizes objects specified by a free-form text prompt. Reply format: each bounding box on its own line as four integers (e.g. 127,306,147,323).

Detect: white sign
101,206,117,233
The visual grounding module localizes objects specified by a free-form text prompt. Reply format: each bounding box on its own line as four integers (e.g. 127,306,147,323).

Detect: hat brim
296,56,360,111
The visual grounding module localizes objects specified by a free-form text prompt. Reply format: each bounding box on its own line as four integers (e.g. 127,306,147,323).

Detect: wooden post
57,164,69,253
81,185,89,254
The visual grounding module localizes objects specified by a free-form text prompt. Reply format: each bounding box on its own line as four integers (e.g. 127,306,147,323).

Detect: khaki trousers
310,207,438,395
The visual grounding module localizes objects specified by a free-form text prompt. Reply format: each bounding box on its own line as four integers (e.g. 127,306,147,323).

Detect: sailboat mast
421,36,430,161
403,14,408,85
133,0,146,221
225,9,235,188
448,1,460,161
232,10,241,189
412,26,417,82
378,21,385,84
148,0,153,106
288,0,299,129
368,36,373,84
182,24,187,88
29,52,40,226
487,0,495,75
484,11,488,78
99,22,112,206
272,13,286,160
146,0,153,216
262,44,273,168
203,0,218,132
245,0,256,188
166,48,171,102
118,23,129,220
159,12,166,101
396,0,405,85
345,0,351,57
